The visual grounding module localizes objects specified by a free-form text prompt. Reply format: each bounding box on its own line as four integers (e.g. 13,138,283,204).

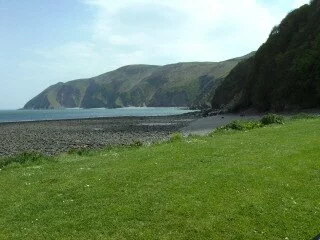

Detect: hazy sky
0,0,309,109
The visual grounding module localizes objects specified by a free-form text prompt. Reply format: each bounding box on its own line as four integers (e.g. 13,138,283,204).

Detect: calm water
0,107,196,123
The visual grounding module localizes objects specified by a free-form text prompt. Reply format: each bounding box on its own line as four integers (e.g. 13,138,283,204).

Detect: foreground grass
0,118,320,239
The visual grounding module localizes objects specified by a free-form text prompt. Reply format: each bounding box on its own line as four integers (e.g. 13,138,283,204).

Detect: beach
0,115,196,156
0,113,264,157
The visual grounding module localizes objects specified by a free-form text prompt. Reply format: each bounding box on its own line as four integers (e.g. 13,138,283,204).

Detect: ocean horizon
0,107,197,123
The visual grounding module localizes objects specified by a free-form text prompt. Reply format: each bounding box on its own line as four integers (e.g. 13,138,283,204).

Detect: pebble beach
0,115,196,157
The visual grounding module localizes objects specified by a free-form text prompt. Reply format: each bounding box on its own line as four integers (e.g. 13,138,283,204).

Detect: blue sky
0,0,309,109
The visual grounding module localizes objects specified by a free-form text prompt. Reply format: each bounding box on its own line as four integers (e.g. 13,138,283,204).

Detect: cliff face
24,53,253,109
212,0,320,112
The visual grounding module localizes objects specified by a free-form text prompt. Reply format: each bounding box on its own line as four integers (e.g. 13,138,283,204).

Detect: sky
0,0,310,109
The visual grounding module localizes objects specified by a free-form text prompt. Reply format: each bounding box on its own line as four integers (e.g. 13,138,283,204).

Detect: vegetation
212,0,320,112
217,120,262,131
0,117,320,239
213,114,284,133
260,114,284,125
169,132,184,142
23,54,254,110
290,112,318,119
0,152,51,169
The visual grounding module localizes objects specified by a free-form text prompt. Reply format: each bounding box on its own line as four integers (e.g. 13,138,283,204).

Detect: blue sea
0,107,197,123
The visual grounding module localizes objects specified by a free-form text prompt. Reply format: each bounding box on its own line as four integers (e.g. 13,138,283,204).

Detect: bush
169,132,184,142
67,148,91,156
260,114,284,125
210,114,286,136
130,140,144,148
219,120,262,131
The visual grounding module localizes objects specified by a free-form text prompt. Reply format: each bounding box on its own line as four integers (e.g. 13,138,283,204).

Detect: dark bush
169,132,184,142
67,148,91,156
260,114,284,125
130,140,144,148
221,120,262,131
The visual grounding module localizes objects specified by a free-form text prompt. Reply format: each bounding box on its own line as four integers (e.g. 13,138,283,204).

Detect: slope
23,53,253,109
212,0,320,112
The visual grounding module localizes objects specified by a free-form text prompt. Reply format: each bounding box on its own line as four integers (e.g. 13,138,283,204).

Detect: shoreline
0,107,199,124
0,114,198,157
0,112,200,125
1,110,318,157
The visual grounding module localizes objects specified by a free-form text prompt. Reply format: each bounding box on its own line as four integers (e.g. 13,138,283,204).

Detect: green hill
212,0,320,112
23,54,253,109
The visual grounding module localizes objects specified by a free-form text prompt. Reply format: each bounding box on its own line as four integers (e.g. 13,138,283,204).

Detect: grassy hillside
1,117,320,239
212,0,320,111
23,53,253,109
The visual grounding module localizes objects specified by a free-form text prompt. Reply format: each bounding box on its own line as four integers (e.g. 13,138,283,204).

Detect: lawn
0,118,319,239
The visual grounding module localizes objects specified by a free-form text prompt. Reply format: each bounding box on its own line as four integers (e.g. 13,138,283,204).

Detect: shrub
67,147,91,156
130,140,144,148
260,114,284,125
220,120,262,131
169,132,184,142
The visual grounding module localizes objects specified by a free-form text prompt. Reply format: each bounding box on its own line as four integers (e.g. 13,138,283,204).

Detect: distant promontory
23,53,254,110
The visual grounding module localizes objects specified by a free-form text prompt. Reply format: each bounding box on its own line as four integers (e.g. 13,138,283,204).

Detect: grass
0,118,320,239
0,152,52,169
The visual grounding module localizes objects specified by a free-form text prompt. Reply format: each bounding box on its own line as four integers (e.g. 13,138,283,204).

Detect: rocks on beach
0,111,267,157
0,116,196,157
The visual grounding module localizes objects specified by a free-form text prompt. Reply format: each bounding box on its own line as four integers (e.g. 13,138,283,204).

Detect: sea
0,107,197,123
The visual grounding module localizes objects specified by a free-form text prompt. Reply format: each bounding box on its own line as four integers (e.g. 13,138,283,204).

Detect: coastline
0,110,263,157
0,115,197,157
0,107,198,124
2,109,317,157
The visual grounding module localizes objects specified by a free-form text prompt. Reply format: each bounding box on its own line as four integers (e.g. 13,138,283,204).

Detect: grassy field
0,117,319,239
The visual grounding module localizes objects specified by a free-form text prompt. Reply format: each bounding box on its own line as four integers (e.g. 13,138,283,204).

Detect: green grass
0,118,320,239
